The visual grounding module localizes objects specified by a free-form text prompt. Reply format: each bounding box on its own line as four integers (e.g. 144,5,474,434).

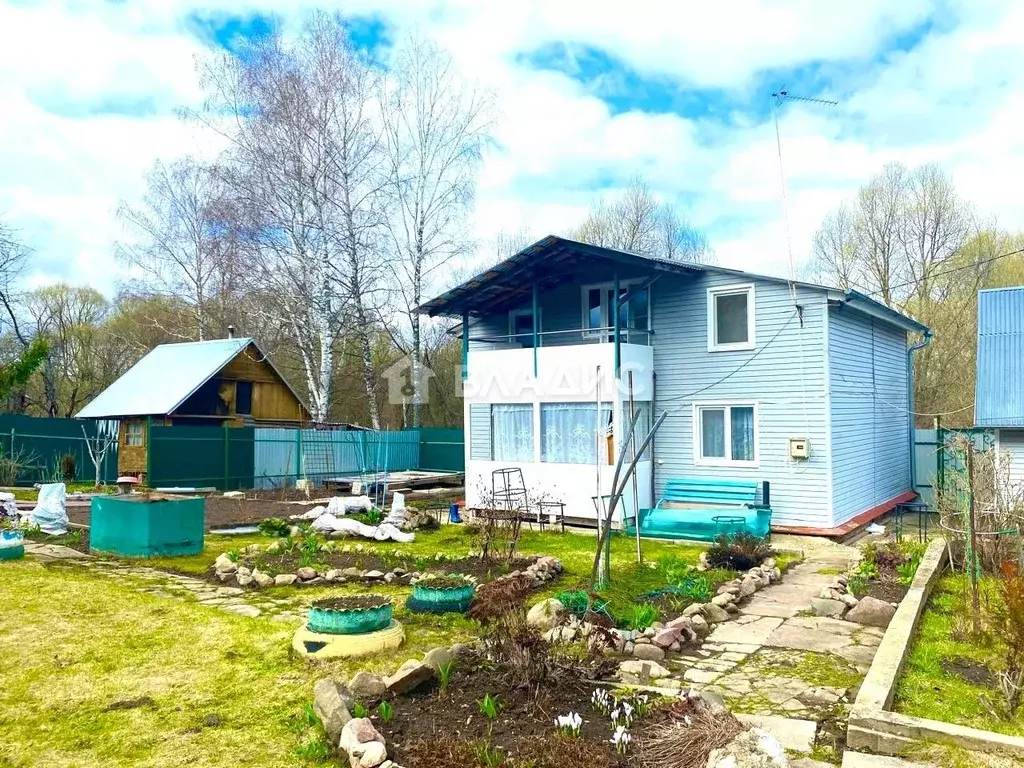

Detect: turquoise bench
623,478,771,542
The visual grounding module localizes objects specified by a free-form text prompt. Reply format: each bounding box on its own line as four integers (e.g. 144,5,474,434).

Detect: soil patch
377,654,627,767
941,656,994,687
105,696,156,711
862,578,908,604
312,595,390,611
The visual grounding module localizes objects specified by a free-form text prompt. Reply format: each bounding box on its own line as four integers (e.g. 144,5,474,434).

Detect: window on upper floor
694,402,757,466
707,284,755,351
509,309,538,348
581,282,650,342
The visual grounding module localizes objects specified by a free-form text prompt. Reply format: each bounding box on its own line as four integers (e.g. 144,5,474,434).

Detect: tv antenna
770,88,838,302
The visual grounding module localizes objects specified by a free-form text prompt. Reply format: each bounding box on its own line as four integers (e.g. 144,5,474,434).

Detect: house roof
76,337,299,419
975,286,1024,427
418,235,930,334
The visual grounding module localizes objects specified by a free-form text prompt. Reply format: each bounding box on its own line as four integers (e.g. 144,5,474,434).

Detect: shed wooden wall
217,343,307,423
118,417,147,477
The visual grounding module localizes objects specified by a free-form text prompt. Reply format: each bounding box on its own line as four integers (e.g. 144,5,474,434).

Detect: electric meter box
789,438,810,459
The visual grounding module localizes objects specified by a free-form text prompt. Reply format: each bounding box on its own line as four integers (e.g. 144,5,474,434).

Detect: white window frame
580,280,651,340
707,283,755,352
692,401,759,468
508,308,541,345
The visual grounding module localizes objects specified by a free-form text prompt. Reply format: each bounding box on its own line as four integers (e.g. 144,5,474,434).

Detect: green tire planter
307,597,393,635
0,544,24,561
407,578,475,615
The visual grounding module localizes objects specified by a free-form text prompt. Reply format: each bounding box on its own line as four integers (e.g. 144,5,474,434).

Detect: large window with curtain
540,402,613,464
693,403,757,466
490,404,534,462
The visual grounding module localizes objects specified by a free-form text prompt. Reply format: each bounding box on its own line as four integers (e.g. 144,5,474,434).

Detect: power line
860,247,1024,303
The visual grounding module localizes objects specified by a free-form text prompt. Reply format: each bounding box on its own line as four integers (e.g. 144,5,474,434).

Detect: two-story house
419,236,930,536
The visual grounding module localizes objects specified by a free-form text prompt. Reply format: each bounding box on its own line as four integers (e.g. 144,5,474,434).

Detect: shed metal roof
77,337,265,419
418,235,929,334
975,286,1024,427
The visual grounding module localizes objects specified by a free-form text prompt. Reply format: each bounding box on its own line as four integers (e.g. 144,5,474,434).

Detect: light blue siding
650,274,831,528
828,306,910,526
469,404,491,460
976,287,1024,427
999,429,1024,489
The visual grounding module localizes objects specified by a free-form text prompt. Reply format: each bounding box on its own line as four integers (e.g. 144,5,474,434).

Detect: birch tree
381,35,492,427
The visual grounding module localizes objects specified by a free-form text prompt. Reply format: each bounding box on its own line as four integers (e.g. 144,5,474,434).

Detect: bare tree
571,176,711,262
83,420,118,488
0,217,30,346
381,35,492,427
116,158,239,340
811,203,859,290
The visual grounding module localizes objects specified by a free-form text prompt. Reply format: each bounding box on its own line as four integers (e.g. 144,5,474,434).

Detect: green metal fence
148,424,255,490
0,414,119,486
418,428,465,472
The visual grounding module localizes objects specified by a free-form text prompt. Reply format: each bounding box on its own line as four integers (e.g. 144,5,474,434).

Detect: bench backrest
662,478,762,506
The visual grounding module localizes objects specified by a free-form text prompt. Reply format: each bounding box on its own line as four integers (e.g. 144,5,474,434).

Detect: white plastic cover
26,482,68,535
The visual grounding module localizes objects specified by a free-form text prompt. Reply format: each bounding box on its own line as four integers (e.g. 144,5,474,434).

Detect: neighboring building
76,335,309,480
419,236,930,535
975,286,1024,488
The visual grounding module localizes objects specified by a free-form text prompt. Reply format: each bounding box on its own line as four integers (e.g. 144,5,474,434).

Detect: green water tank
90,495,205,557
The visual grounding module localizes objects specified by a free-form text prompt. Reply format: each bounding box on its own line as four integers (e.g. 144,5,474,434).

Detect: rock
236,566,252,578
690,614,711,637
421,647,454,672
325,569,343,582
841,593,859,607
222,490,245,499
364,570,386,580
632,643,666,661
810,598,848,618
739,578,758,597
349,672,387,700
296,567,317,581
771,567,781,582
526,598,566,631
343,567,363,579
682,603,705,617
712,593,735,607
666,615,693,631
313,679,352,745
251,569,274,588
702,603,731,623
216,572,234,582
845,596,897,628
384,572,396,583
618,659,672,680
236,573,254,587
762,557,776,570
652,627,681,649
274,573,298,587
706,727,787,768
385,660,434,695
214,554,237,574
339,718,388,768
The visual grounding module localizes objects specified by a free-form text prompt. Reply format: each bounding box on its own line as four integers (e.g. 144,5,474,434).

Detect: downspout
907,329,934,499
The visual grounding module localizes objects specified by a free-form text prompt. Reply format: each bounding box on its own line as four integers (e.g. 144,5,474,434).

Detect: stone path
24,542,308,623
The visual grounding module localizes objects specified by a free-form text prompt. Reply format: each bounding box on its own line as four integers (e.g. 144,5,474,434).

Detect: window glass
490,404,533,461
629,287,649,332
587,289,603,330
125,422,144,447
730,406,755,461
512,313,534,347
700,408,726,458
541,402,612,464
715,292,749,345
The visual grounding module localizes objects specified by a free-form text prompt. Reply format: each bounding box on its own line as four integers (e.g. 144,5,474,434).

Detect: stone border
847,537,1024,758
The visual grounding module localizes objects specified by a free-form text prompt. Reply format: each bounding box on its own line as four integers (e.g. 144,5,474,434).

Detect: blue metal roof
76,337,255,419
975,287,1024,427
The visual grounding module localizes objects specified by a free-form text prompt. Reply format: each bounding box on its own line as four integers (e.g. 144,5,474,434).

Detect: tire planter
307,597,393,635
407,579,475,615
0,530,25,561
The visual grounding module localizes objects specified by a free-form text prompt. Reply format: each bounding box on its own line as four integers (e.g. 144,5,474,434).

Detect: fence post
294,429,302,486
145,417,152,484
224,425,230,490
9,428,13,460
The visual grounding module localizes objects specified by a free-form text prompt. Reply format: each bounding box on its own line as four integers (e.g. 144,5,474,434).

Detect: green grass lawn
894,573,1024,736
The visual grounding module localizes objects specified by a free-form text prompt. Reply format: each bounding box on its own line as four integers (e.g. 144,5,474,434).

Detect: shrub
704,532,774,571
468,574,535,624
60,454,76,483
620,604,659,631
989,562,1024,717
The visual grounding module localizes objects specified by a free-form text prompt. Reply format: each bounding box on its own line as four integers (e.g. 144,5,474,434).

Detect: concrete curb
848,537,1024,759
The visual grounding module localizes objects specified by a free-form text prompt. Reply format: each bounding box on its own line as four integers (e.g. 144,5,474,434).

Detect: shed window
236,381,253,415
125,421,144,447
694,403,757,466
708,284,755,351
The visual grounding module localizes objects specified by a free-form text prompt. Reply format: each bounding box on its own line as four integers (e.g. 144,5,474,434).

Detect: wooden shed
76,334,309,480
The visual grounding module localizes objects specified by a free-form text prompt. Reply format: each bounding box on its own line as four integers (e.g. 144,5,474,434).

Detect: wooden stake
967,441,981,636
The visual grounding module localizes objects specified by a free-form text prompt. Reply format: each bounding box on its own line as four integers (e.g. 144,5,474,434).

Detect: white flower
591,689,611,713
684,715,692,726
555,712,582,736
611,725,631,754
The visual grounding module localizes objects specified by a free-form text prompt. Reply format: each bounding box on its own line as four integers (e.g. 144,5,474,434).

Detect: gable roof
76,337,301,419
417,235,929,334
975,286,1024,427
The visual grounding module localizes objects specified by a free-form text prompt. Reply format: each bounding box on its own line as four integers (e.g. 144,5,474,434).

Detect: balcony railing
469,326,654,348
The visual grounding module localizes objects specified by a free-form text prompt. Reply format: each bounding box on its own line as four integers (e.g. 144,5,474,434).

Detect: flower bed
307,595,393,635
407,574,475,615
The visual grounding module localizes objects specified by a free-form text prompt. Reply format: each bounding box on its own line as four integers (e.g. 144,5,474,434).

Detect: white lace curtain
491,404,534,461
541,402,612,464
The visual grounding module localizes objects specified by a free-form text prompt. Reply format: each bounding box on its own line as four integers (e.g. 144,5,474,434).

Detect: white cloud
1,0,1023,299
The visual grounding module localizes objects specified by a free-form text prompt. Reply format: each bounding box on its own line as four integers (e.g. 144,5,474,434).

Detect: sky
1,0,1023,295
